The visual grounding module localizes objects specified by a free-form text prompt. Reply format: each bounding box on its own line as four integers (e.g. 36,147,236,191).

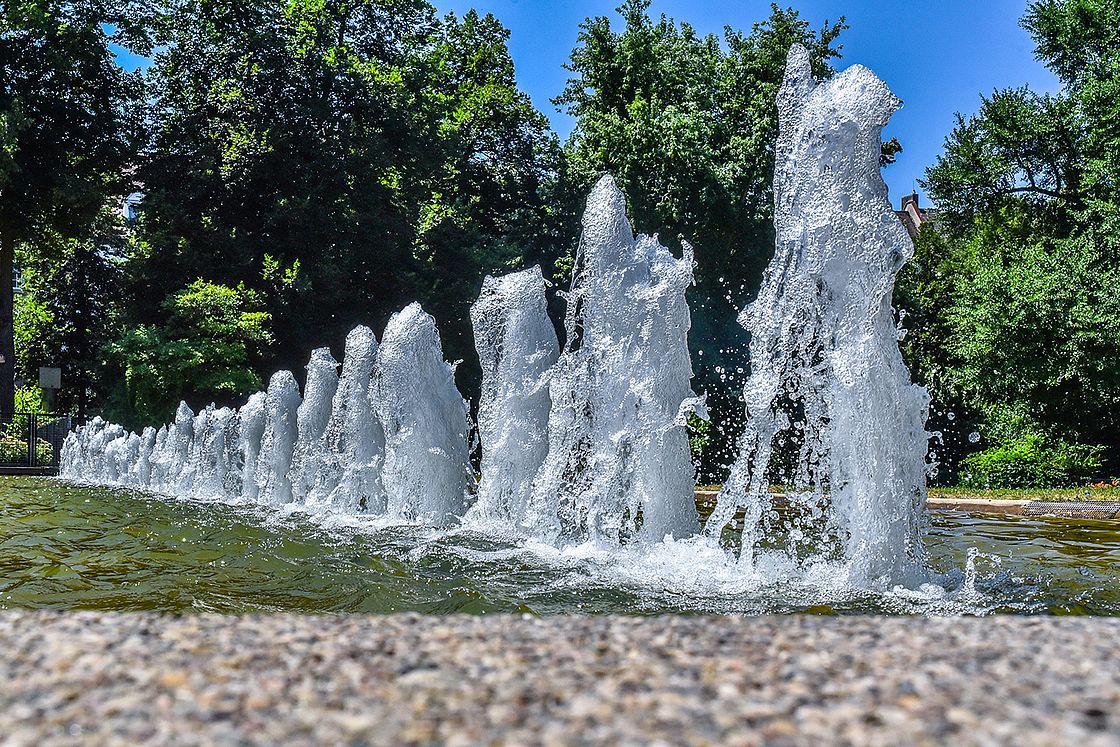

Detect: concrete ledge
926,496,1027,514
1023,500,1120,520
697,490,1120,519
0,611,1117,745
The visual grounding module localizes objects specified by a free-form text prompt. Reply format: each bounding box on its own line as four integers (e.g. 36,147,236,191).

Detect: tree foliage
130,0,567,389
107,279,273,427
908,0,1120,484
13,208,124,418
0,0,141,411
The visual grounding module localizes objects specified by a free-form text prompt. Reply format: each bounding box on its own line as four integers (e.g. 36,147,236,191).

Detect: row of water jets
62,47,931,590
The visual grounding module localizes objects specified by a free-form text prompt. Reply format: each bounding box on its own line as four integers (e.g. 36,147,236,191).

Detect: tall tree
0,0,141,413
910,0,1120,482
13,208,125,420
130,0,565,407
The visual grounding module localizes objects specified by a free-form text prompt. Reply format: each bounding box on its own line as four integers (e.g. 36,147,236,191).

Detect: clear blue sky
114,0,1060,207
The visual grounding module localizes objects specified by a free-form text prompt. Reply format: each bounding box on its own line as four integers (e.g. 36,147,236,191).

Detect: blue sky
115,0,1060,207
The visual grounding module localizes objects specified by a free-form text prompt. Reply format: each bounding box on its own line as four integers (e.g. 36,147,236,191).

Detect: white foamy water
706,45,930,590
60,47,931,594
526,175,704,546
378,302,472,527
466,266,559,528
307,325,385,514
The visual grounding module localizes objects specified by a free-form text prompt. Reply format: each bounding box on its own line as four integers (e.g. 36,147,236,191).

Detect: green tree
13,208,124,419
132,0,565,394
0,0,142,413
107,279,273,428
911,0,1120,483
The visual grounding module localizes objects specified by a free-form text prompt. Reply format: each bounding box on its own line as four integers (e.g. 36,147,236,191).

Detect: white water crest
706,45,930,589
307,325,386,514
289,348,340,504
238,392,266,502
466,266,559,528
526,175,704,546
255,371,302,506
377,302,472,527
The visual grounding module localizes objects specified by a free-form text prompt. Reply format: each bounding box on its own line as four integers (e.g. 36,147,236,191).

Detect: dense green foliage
107,279,274,427
0,0,141,412
129,0,569,399
959,433,1104,490
0,434,52,463
13,208,124,418
902,0,1120,486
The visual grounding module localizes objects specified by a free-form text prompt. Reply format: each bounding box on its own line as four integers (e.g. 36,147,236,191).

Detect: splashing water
289,348,340,504
525,176,704,546
377,302,472,527
307,325,385,514
706,45,930,589
255,371,302,506
466,266,559,529
60,47,932,594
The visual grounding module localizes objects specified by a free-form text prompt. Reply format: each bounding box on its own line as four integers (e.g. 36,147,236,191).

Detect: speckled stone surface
1,611,1117,746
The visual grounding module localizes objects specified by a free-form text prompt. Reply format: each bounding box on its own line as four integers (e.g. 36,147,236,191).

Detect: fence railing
0,412,72,472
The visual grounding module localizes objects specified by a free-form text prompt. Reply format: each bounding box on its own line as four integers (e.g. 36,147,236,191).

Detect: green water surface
1,476,1117,616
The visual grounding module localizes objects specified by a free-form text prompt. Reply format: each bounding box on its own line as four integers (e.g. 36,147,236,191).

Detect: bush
0,436,54,464
960,433,1104,489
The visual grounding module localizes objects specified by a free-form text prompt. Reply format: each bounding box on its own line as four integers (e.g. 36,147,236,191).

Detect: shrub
960,433,1104,489
0,436,54,464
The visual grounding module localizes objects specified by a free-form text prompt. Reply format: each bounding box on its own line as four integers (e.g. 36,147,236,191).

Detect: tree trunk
0,231,14,415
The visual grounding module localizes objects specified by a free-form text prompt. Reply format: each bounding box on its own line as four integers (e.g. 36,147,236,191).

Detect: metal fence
0,412,72,472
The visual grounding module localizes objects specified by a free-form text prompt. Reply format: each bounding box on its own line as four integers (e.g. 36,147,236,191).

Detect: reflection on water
1,477,1117,616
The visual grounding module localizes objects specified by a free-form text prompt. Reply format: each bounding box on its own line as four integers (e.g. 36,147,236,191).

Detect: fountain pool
41,48,1118,615
2,476,1117,616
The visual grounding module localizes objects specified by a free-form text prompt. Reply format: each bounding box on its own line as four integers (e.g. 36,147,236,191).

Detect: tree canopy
903,0,1120,484
0,0,141,412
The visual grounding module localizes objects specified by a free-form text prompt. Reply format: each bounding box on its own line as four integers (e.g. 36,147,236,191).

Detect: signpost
39,366,61,412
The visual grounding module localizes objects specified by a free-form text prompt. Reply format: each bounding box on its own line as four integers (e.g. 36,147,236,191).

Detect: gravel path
1,611,1117,746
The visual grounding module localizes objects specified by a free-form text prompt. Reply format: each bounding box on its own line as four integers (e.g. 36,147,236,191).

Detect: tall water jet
308,325,386,513
466,266,559,528
289,348,340,503
707,45,930,588
254,371,302,506
527,176,704,545
377,303,471,526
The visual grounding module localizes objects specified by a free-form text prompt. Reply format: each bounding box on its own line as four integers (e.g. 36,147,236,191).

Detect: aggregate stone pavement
0,611,1117,746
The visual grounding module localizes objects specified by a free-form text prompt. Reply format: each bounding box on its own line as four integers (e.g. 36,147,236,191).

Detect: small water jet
289,348,340,504
307,325,385,514
255,371,302,506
